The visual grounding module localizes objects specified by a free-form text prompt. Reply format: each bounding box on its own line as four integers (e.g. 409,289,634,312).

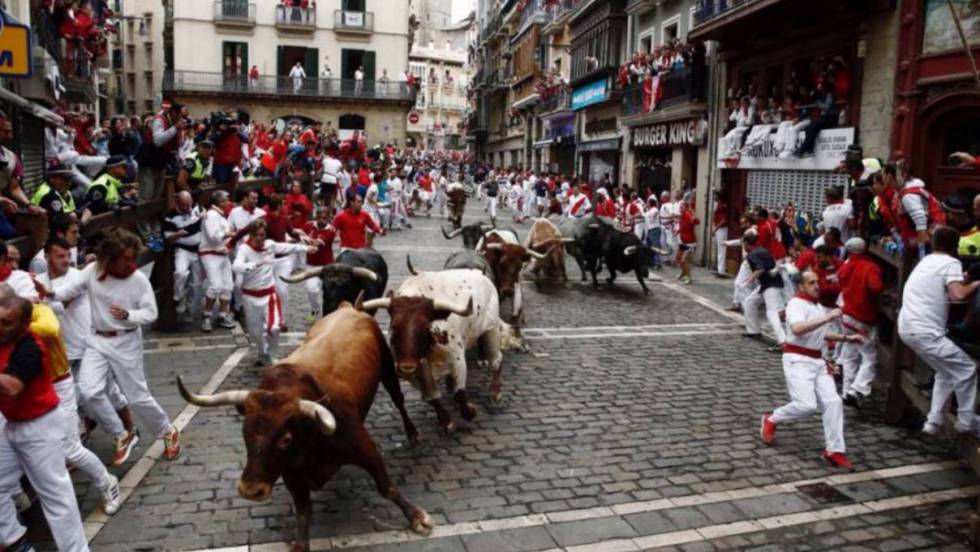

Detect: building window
689,6,697,34
145,99,155,113
639,30,654,54
222,41,248,75
341,49,375,80
342,0,366,11
112,49,123,70
662,15,680,44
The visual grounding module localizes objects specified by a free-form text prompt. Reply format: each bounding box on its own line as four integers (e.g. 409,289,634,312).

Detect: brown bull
447,187,466,229
479,231,549,323
523,218,570,285
177,303,431,551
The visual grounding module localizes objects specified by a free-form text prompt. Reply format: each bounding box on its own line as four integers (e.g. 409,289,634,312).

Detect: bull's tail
498,320,529,353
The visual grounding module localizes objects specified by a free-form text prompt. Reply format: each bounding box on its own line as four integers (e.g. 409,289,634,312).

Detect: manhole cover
796,482,853,504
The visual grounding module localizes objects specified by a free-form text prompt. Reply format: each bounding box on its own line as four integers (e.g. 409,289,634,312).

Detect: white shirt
228,205,266,233
644,205,661,229
233,241,308,291
41,268,91,360
3,270,39,301
321,156,343,184
201,206,232,252
387,177,403,201
785,296,828,353
567,193,591,218
660,202,679,232
355,69,364,81
898,253,964,338
289,65,306,79
821,200,853,242
52,263,158,332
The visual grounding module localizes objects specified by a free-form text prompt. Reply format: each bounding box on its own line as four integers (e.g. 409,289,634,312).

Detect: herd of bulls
176,213,658,551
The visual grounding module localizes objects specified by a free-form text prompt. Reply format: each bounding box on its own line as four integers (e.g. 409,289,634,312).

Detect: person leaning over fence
898,226,980,438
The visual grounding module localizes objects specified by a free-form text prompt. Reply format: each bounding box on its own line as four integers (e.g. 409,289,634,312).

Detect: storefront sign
0,20,32,78
571,78,609,111
577,138,621,153
718,127,856,171
545,114,575,140
632,119,707,149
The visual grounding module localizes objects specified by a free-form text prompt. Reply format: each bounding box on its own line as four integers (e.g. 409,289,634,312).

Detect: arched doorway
339,113,365,140
915,91,980,199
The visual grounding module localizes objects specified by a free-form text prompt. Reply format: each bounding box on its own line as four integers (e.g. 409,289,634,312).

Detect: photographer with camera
136,100,188,247
209,111,247,187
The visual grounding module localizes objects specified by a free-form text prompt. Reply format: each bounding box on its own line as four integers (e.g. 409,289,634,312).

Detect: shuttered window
746,170,848,219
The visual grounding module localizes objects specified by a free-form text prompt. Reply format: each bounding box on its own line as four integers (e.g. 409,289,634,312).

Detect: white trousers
389,199,409,227
485,195,498,220
201,254,233,302
72,358,127,415
0,410,89,551
273,256,293,325
174,248,204,308
304,269,323,318
772,355,845,453
901,332,979,430
721,125,749,156
733,259,757,306
743,124,776,148
243,293,282,358
434,191,447,216
55,378,110,490
840,315,878,397
774,120,810,154
744,286,786,343
79,331,170,439
714,227,728,274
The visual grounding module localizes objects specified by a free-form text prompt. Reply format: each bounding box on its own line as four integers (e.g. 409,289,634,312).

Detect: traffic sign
0,19,32,78
408,112,420,124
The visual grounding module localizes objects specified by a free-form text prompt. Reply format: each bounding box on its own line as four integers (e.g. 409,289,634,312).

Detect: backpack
898,186,946,229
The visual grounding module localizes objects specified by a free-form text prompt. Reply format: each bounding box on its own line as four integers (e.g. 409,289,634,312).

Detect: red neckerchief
243,205,255,215
246,238,266,253
794,291,819,304
0,264,11,282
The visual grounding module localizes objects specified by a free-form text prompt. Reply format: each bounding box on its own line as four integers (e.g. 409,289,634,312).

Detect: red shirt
284,192,313,228
357,169,371,186
215,132,243,166
419,175,433,192
595,199,616,218
332,209,381,250
263,211,295,243
837,253,884,324
303,222,337,266
758,219,786,259
712,201,728,229
794,248,843,307
261,140,287,173
678,209,700,244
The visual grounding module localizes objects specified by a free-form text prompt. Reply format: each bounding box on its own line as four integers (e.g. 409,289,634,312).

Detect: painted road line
183,460,964,552
84,347,250,544
144,344,236,355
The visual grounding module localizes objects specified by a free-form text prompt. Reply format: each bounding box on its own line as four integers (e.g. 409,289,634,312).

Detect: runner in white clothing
199,191,236,331
233,220,315,365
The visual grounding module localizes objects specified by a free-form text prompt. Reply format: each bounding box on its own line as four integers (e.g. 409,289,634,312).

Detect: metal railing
539,88,571,113
334,10,374,32
214,1,255,24
164,70,416,102
276,5,316,27
545,0,574,25
518,0,549,29
693,0,761,26
621,65,707,116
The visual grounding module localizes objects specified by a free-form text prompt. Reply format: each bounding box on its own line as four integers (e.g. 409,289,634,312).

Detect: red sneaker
821,451,854,471
760,414,776,445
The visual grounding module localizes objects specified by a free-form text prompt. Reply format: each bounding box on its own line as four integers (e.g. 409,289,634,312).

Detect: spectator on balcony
249,65,260,88
289,61,307,94
796,80,838,158
355,66,365,96
721,97,754,159
774,97,808,159
742,96,780,152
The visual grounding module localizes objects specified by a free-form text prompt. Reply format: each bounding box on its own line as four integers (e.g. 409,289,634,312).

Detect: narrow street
78,203,978,552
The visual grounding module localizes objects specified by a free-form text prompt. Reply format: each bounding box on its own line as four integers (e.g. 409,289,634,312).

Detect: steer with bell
360,269,521,434
176,302,430,551
282,248,388,317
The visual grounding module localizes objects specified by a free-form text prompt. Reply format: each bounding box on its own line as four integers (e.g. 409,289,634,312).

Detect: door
279,46,311,93
304,48,319,93
342,0,366,11
222,42,248,91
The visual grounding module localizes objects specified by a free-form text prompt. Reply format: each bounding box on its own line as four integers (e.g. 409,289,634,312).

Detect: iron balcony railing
334,10,374,32
518,0,549,29
276,5,316,27
214,1,255,24
545,0,574,24
539,89,571,113
693,0,761,26
163,70,416,102
621,65,708,116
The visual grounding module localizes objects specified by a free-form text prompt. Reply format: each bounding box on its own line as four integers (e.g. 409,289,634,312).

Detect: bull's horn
588,223,601,229
434,296,473,317
484,243,505,250
406,255,419,276
298,399,337,436
280,266,326,284
360,298,392,312
476,237,485,251
176,375,248,408
351,267,379,281
480,223,494,231
442,226,462,239
560,237,576,243
353,290,366,311
526,246,551,260
623,246,639,256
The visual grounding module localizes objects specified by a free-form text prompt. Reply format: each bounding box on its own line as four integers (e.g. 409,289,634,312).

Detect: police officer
177,138,214,197
31,163,77,219
81,155,128,224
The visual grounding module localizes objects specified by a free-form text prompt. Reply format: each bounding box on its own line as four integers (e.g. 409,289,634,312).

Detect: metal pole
947,0,980,95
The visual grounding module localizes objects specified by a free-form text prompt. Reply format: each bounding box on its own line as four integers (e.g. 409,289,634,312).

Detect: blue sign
571,78,609,111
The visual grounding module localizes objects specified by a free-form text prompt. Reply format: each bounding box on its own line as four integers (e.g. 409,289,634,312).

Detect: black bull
281,249,389,316
575,217,653,295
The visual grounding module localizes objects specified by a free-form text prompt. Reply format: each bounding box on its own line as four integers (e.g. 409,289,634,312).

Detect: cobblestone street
40,204,975,551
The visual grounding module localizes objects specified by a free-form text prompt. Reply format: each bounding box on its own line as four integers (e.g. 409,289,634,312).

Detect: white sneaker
922,422,942,437
101,474,122,515
201,316,213,333
217,314,236,329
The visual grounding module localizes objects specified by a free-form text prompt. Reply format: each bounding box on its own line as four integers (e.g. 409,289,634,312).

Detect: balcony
214,2,255,27
621,65,707,118
689,0,785,42
163,70,416,103
516,0,549,34
542,0,574,35
276,5,316,31
539,88,571,114
334,10,373,35
626,0,659,15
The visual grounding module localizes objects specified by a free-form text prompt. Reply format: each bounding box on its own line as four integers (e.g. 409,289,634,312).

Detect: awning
533,139,554,150
577,138,621,153
0,87,63,126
